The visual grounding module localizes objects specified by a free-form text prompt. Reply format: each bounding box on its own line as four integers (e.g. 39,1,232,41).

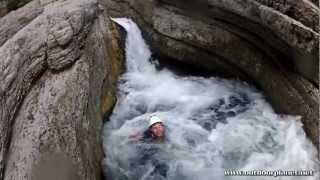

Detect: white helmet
149,116,163,127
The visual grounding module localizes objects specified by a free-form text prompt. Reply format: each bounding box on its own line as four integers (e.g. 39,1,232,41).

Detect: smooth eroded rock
0,0,124,179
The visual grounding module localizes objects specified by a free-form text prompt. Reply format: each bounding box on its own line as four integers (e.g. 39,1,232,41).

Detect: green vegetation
7,0,30,11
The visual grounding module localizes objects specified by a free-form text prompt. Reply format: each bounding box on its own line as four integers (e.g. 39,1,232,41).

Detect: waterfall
102,18,319,180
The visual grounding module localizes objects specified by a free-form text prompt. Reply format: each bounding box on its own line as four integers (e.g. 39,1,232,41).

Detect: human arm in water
129,132,142,141
129,129,153,142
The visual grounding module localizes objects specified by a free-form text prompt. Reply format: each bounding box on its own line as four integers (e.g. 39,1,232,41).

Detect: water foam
102,18,319,180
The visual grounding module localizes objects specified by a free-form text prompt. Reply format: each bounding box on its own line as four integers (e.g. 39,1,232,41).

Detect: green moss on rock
7,0,30,11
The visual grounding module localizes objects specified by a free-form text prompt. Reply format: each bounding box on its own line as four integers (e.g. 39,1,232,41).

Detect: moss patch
7,0,30,11
100,19,125,121
0,7,7,17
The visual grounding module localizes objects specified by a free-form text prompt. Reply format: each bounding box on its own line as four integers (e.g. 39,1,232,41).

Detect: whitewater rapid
102,18,319,180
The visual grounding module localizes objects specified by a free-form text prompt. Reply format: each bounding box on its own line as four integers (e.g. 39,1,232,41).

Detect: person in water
129,116,169,179
129,116,166,142
142,116,166,141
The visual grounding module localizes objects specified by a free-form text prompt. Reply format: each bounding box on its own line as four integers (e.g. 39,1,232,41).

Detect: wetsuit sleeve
141,129,152,141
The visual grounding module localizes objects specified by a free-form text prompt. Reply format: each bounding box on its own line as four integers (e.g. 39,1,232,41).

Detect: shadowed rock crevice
0,0,33,17
159,0,319,85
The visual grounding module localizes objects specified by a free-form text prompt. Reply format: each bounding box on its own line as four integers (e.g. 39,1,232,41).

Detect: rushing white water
102,18,319,180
